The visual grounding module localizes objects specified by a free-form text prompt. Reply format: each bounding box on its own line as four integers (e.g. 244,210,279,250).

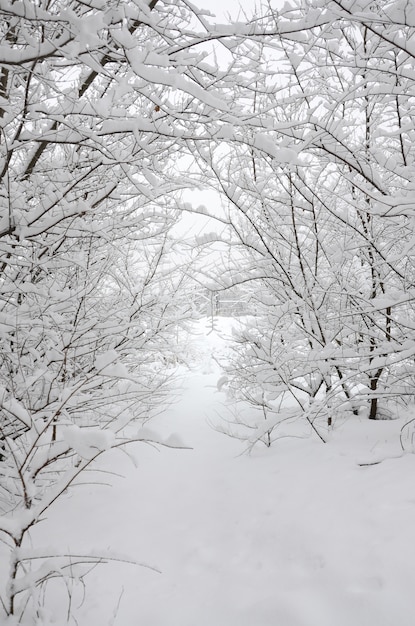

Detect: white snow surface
5,318,415,625
62,424,115,460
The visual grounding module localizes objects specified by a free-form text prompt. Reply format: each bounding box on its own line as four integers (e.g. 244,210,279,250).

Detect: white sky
176,0,264,241
190,0,258,20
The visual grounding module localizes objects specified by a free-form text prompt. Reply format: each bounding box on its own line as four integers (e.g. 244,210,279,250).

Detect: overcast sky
191,0,253,20
177,0,262,240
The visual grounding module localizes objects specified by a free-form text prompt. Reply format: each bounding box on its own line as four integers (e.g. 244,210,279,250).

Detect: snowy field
7,318,415,625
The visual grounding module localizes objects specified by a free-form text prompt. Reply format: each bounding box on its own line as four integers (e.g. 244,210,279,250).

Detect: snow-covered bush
0,0,254,619
194,0,415,445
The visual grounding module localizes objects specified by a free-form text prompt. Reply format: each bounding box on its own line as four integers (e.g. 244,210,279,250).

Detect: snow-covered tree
199,0,415,445
0,0,281,619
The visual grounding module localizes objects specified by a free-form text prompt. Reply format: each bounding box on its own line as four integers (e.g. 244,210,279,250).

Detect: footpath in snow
28,319,415,625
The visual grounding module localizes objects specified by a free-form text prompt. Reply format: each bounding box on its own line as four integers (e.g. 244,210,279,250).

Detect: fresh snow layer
4,318,415,625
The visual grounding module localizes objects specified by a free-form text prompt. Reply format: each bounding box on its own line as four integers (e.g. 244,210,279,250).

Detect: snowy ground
7,318,415,625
